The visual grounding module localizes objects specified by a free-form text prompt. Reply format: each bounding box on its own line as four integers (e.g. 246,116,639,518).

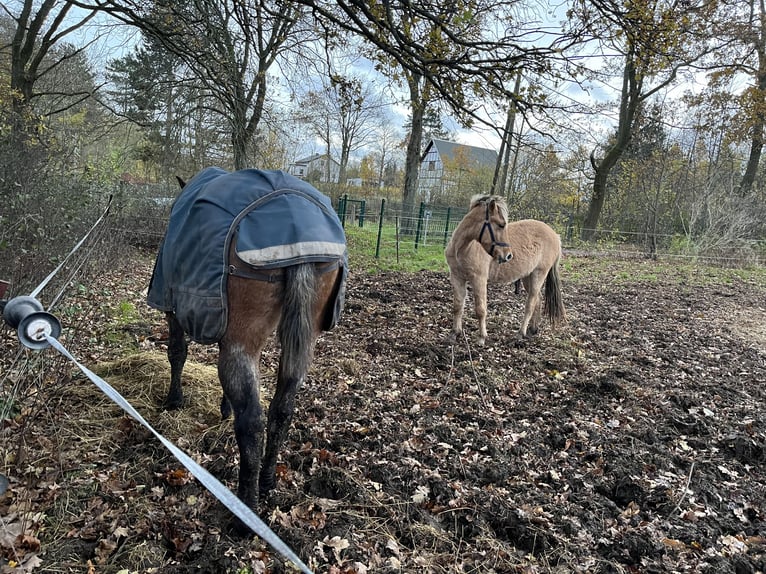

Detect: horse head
476,196,513,264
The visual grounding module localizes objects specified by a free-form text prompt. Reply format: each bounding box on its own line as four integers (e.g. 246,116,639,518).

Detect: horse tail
543,254,566,326
278,263,316,384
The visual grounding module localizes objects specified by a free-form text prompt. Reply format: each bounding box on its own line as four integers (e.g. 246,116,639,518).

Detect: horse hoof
163,398,183,411
258,477,276,499
220,397,232,419
227,515,253,538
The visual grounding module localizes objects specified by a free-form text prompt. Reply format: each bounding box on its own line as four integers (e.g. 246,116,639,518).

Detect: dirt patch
724,306,766,351
2,255,766,573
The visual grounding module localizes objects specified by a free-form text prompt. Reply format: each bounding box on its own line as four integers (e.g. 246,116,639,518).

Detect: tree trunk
339,137,350,185
738,123,764,196
737,9,766,196
162,81,175,183
402,72,425,234
492,108,512,196
493,74,521,197
232,121,249,171
582,54,641,241
233,73,267,171
377,146,387,188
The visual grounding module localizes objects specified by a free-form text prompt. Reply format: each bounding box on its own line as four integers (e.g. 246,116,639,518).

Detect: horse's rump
147,167,347,343
487,219,562,284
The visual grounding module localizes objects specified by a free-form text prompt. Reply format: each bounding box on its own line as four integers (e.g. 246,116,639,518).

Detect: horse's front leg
472,279,489,346
449,275,468,342
164,312,187,410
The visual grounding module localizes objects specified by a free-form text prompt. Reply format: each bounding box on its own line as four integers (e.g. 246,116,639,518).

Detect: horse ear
176,176,186,188
487,198,506,221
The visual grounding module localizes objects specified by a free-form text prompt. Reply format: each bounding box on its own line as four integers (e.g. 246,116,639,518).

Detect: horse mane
469,194,508,219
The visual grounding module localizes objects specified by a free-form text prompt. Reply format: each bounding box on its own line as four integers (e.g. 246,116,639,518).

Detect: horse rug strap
147,167,347,344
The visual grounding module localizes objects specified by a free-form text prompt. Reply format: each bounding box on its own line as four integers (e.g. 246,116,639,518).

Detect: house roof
293,153,340,166
422,138,498,167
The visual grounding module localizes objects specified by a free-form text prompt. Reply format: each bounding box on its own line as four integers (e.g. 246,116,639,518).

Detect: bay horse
147,167,347,529
445,194,565,345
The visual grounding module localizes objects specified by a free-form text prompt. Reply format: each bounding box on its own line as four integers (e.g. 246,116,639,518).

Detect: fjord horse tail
278,263,317,384
543,253,566,327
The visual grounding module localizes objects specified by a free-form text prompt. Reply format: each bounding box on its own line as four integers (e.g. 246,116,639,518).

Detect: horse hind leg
449,274,468,343
219,274,281,523
260,263,327,496
519,274,544,339
164,312,187,410
218,342,265,514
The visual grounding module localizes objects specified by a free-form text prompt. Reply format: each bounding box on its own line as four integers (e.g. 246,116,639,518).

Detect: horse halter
478,201,511,257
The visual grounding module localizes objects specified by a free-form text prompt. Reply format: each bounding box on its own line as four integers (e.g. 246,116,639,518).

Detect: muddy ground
2,253,766,573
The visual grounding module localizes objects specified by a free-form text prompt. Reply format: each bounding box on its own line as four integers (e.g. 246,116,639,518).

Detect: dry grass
91,351,222,425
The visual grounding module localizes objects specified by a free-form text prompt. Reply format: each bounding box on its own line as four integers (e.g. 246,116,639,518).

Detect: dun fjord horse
147,168,346,528
445,194,565,345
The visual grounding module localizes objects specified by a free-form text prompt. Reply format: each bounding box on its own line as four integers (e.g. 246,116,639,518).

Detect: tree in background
373,124,403,189
4,1,97,143
608,102,678,251
402,107,453,154
702,0,766,197
2,0,765,266
90,0,315,170
107,35,190,181
0,2,111,290
302,0,568,230
569,0,713,241
294,71,385,184
679,91,766,255
509,143,575,221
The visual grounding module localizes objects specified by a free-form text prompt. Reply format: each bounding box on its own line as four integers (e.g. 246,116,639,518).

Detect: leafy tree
402,106,452,153
0,4,116,290
701,0,766,196
299,0,569,123
89,0,315,169
107,36,189,180
568,0,712,240
359,153,377,185
295,71,385,184
509,143,572,220
3,1,97,144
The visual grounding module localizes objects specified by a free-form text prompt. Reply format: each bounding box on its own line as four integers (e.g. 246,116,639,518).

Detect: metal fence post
375,199,385,258
338,194,348,227
359,200,366,228
414,202,425,250
443,207,452,247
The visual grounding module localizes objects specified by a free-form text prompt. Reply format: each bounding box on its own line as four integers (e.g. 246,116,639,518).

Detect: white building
287,153,340,183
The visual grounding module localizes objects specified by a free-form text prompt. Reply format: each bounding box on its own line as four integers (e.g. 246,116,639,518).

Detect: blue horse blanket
147,167,347,344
